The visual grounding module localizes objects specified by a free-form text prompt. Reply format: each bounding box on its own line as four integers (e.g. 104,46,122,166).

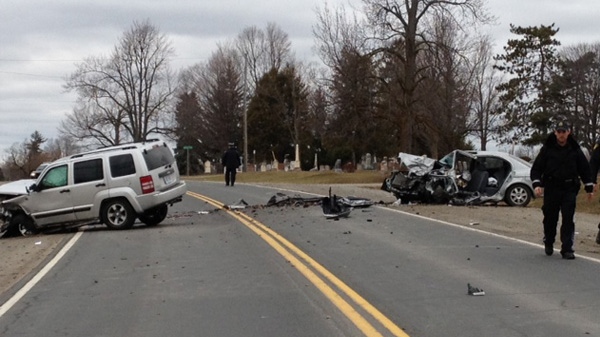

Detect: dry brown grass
530,189,600,215
183,170,388,184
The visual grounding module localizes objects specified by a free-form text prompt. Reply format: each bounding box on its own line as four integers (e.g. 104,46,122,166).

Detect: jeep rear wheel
138,204,168,227
102,199,136,230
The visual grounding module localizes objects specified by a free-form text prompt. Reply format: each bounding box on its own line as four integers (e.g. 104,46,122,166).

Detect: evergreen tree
494,24,561,145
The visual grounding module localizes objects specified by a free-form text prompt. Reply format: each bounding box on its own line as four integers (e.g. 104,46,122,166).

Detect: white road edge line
0,231,83,318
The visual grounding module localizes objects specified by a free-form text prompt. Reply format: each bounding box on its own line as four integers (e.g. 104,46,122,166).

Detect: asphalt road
1,181,600,337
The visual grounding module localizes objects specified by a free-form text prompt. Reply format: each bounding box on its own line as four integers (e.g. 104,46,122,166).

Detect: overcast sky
2,0,600,157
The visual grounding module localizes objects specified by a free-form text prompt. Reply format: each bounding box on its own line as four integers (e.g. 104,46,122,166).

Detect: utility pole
243,59,249,172
183,145,193,176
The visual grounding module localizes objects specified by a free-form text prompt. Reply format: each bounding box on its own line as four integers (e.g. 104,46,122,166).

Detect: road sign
183,146,193,150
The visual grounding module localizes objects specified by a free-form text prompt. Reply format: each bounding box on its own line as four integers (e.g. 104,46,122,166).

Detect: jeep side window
74,158,104,184
110,154,136,177
39,165,68,189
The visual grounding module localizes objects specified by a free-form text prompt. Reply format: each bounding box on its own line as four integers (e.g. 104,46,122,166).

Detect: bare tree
467,36,503,150
559,43,600,149
63,20,176,146
362,0,491,153
43,135,82,159
59,100,128,148
235,22,292,91
178,44,244,161
313,4,368,70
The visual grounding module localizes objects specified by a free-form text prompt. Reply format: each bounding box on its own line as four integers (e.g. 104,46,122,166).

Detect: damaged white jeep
0,140,187,237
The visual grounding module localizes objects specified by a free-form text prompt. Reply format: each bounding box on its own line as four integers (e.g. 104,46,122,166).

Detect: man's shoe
544,244,554,256
561,251,575,260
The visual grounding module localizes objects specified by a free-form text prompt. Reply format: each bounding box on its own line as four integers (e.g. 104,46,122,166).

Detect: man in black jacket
222,142,241,186
530,120,594,259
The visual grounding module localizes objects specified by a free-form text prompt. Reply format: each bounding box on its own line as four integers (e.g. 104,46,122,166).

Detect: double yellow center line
187,191,409,337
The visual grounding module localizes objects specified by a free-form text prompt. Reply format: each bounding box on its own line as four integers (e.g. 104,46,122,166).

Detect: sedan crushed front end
381,150,534,206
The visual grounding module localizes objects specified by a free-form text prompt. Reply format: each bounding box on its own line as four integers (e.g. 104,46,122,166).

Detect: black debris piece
467,283,485,296
322,188,352,219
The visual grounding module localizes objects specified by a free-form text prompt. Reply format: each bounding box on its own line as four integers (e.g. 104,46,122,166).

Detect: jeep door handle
60,189,70,193
96,183,106,187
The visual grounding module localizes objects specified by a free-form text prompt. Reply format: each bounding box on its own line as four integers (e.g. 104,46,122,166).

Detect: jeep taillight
140,175,155,194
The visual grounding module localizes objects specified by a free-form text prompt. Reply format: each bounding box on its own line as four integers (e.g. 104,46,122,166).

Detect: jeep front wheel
102,199,136,230
11,214,38,236
138,204,168,227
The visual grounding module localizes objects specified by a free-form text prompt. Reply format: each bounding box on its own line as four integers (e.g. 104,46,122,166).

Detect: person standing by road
222,142,241,186
530,120,594,259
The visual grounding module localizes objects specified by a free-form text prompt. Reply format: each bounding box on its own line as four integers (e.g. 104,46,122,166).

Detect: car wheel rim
510,187,527,205
18,223,31,236
108,204,127,226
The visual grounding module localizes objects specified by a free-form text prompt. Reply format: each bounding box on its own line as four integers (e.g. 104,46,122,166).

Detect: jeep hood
0,179,34,203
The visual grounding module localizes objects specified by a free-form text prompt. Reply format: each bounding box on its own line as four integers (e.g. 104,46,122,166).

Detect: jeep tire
138,204,168,227
102,199,136,230
11,214,38,236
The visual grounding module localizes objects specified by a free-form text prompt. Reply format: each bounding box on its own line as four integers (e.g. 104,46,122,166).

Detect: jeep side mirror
27,183,38,193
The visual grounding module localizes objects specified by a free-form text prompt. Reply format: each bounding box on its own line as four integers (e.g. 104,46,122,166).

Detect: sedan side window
39,165,68,189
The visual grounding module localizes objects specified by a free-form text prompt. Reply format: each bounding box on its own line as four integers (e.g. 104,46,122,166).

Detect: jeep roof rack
68,139,165,159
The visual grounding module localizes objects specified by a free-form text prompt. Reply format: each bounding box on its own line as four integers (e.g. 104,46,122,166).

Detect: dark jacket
222,147,241,170
530,133,594,193
589,138,600,184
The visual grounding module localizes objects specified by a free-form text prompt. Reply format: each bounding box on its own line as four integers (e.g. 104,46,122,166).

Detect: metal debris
322,188,352,219
468,283,485,296
227,199,249,209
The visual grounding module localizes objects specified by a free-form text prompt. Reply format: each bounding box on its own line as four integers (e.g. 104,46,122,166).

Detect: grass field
183,170,600,215
183,170,388,184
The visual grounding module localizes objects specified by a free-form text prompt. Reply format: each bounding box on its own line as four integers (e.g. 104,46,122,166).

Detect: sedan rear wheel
505,184,532,207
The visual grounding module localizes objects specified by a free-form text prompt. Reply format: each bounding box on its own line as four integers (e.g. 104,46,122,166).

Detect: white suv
1,139,187,236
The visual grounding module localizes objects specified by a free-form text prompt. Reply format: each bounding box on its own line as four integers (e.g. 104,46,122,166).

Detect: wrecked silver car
381,150,534,206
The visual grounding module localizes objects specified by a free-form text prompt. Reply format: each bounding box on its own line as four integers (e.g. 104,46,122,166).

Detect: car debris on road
467,283,485,296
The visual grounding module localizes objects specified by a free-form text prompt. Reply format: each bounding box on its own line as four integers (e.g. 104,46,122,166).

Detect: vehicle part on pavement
322,188,352,219
227,199,249,209
339,196,375,208
467,283,485,296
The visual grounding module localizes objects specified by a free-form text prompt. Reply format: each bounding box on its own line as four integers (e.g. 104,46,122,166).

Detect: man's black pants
542,184,578,253
225,168,237,186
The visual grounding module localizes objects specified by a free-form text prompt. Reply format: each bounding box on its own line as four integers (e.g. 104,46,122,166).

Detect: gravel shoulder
2,182,600,298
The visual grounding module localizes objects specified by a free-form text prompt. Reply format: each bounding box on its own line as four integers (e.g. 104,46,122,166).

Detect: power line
0,70,64,79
